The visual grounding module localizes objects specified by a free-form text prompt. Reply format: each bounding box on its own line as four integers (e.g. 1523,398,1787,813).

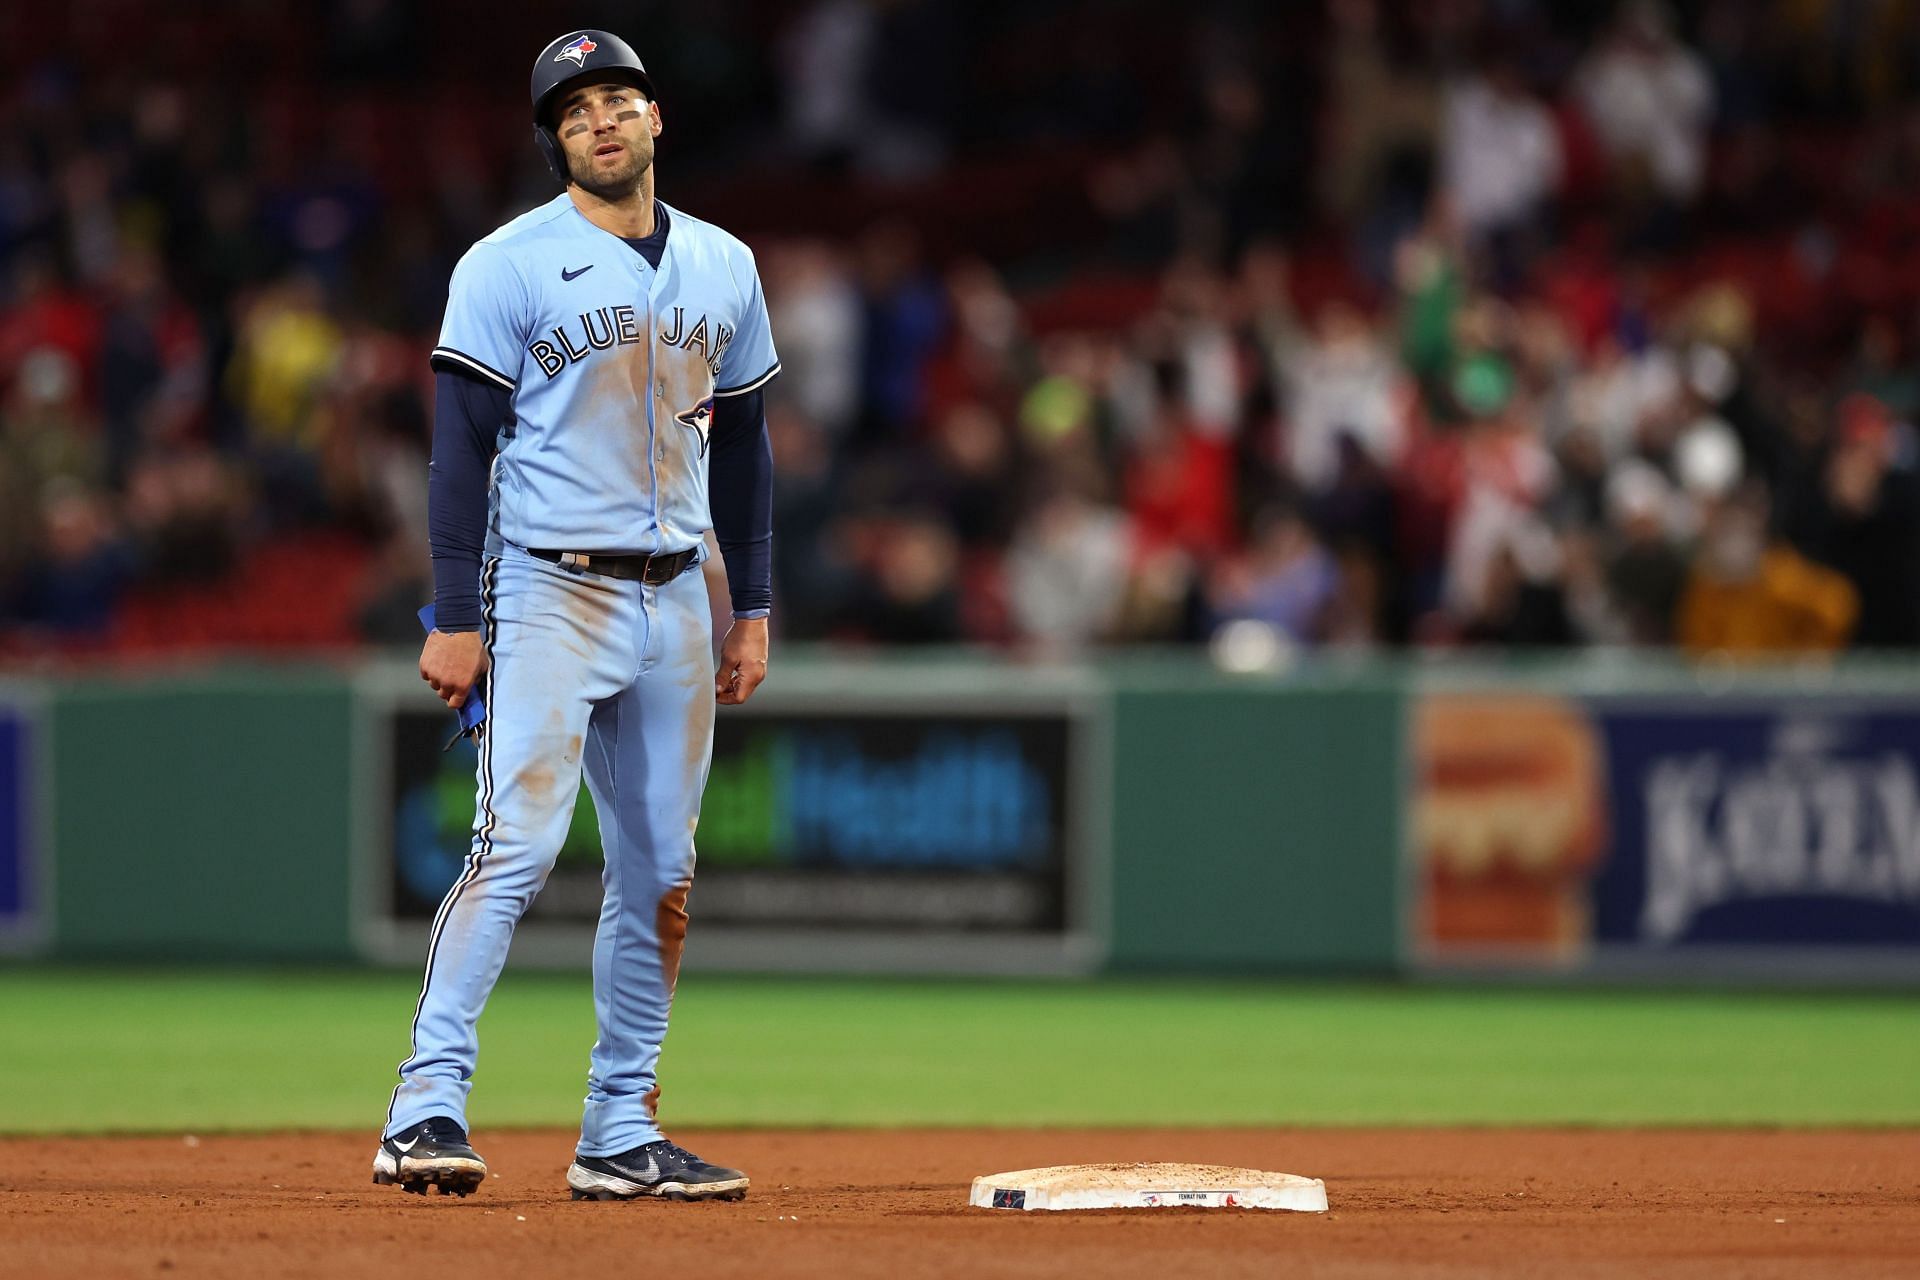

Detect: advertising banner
1412,690,1920,973
1594,705,1920,950
0,697,41,951
364,668,1103,974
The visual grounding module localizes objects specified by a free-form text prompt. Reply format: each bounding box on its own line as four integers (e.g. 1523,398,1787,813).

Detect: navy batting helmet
530,30,657,185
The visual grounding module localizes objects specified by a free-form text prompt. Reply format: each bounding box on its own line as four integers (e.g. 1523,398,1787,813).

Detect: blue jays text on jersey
528,304,735,382
429,194,779,558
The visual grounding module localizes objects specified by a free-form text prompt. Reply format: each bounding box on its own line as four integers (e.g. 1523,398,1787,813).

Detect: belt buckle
558,551,591,572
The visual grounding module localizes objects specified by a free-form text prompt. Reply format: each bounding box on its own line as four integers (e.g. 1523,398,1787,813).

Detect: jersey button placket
655,381,667,461
642,260,665,552
636,257,661,682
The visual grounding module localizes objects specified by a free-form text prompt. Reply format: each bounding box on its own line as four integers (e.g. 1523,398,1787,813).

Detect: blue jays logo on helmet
675,398,714,457
555,34,599,67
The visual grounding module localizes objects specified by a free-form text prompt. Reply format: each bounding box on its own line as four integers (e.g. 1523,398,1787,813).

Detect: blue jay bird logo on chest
675,397,714,457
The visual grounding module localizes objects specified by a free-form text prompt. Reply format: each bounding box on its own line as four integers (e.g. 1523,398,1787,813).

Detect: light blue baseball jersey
431,194,780,556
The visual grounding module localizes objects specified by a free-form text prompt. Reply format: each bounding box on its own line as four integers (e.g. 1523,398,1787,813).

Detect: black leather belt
530,547,699,584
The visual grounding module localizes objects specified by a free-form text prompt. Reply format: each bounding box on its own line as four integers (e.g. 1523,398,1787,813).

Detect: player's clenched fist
420,629,488,708
715,616,768,705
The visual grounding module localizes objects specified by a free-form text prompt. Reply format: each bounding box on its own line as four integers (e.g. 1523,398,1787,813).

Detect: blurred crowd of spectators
6,0,1920,658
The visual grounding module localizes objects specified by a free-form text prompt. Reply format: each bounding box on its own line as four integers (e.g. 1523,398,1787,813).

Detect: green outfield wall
5,653,1917,981
47,672,358,961
1103,669,1403,972
6,656,1411,972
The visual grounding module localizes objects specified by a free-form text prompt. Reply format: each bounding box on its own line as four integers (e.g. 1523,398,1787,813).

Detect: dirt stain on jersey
575,318,658,507
567,301,716,550
653,345,716,548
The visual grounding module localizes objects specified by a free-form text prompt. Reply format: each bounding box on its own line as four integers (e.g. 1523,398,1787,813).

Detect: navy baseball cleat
372,1117,488,1197
566,1139,749,1202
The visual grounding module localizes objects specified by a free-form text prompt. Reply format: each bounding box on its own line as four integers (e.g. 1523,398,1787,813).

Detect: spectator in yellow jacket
1678,483,1858,656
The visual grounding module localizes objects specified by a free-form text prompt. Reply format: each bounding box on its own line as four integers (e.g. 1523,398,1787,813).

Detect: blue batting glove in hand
418,604,488,750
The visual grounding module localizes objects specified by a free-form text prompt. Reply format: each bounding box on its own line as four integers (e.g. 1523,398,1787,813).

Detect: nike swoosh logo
561,265,594,282
393,1136,420,1153
609,1152,660,1183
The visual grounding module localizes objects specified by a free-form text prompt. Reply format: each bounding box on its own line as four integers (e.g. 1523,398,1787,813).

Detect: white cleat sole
566,1160,748,1202
373,1147,488,1197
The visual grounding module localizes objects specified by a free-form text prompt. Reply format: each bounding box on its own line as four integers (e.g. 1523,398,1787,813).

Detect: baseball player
373,29,777,1202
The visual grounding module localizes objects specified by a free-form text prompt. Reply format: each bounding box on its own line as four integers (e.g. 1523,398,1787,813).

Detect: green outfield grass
1,969,1915,1134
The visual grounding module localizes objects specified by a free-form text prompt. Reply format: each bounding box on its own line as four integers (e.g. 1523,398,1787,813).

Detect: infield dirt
3,1128,1915,1278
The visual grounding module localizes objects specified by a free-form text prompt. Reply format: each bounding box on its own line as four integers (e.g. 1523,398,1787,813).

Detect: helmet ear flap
534,125,569,185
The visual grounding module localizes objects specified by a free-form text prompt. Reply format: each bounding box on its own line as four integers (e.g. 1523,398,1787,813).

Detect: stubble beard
568,139,652,202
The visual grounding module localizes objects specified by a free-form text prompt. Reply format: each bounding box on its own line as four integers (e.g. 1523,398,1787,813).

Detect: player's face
555,82,661,198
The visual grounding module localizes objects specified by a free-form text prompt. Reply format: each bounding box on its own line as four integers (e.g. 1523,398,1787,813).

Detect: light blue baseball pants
385,547,715,1157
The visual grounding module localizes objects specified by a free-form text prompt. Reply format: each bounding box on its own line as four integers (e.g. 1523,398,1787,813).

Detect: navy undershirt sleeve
426,367,509,632
708,386,774,617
